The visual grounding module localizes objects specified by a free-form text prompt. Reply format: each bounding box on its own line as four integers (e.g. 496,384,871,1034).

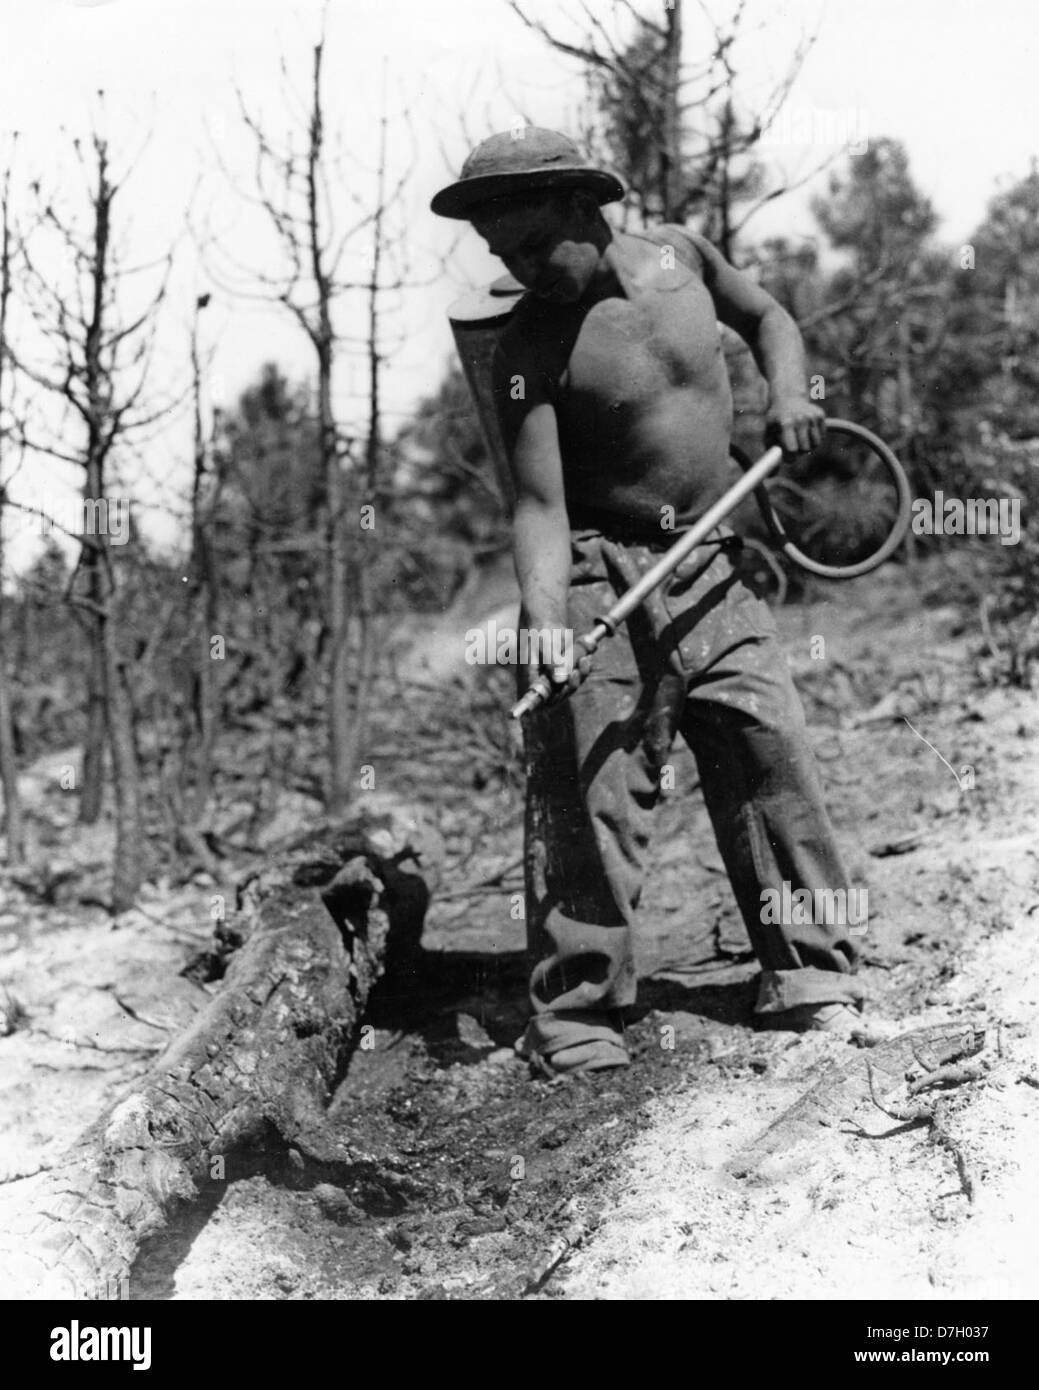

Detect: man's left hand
766,396,825,455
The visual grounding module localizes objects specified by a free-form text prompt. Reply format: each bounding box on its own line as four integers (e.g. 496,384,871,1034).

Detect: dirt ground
2,554,1038,1300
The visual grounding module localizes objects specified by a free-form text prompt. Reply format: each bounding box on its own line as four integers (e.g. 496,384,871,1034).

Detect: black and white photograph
0,0,1036,1334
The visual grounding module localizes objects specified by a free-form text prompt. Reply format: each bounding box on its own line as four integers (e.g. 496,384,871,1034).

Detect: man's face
471,193,600,304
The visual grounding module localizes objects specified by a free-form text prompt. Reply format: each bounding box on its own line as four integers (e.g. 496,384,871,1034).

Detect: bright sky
1,0,1037,568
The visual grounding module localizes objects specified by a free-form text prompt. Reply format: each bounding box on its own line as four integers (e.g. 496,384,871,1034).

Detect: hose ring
730,418,912,580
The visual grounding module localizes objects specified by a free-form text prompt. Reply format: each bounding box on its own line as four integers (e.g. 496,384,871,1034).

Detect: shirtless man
433,129,866,1074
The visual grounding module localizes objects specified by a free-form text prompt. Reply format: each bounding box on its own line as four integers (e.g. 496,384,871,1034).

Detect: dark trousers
520,528,863,1053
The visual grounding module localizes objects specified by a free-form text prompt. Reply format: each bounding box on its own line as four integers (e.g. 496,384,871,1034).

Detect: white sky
1,0,1037,568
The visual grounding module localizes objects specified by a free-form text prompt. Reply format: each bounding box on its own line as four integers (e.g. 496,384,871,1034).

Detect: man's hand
524,628,595,707
765,394,825,455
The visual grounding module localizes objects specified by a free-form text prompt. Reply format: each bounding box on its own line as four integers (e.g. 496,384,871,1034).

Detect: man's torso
499,227,735,534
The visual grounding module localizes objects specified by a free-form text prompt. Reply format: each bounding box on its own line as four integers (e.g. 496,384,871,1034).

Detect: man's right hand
525,628,595,707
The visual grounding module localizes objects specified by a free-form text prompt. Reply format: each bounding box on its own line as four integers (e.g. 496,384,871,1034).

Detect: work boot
514,1011,631,1076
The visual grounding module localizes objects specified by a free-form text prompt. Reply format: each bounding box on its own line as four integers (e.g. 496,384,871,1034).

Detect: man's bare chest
556,275,724,403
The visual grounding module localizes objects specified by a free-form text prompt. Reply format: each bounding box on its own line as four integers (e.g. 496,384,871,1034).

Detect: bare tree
16,121,174,911
508,0,819,256
187,296,217,807
0,143,25,865
352,86,393,770
158,290,223,867
212,22,413,815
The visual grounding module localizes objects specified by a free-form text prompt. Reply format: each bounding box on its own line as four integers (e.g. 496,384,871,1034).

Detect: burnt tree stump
0,806,436,1299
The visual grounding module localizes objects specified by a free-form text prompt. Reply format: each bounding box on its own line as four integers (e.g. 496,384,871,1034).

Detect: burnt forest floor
2,550,1038,1300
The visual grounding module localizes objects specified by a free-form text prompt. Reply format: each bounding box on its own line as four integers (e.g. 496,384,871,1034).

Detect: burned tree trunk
0,662,20,862
181,297,220,832
0,517,23,865
226,34,413,816
78,643,106,825
102,621,144,913
15,128,173,899
0,159,24,864
0,812,433,1300
80,147,144,910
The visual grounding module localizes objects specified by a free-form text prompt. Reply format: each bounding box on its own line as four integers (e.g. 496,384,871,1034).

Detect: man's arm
493,343,573,684
685,230,824,455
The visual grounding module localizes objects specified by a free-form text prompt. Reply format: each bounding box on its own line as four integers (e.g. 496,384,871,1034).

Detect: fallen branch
24,1028,161,1056
0,1164,53,1186
864,1057,983,1204
522,1198,589,1296
436,856,524,901
106,987,174,1032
